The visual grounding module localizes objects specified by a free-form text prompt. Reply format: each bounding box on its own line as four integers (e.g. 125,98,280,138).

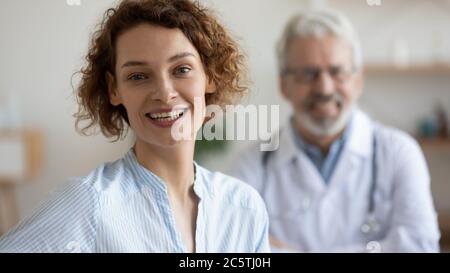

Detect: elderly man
230,9,440,252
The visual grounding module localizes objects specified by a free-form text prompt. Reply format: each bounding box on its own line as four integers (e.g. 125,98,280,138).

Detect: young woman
0,0,269,253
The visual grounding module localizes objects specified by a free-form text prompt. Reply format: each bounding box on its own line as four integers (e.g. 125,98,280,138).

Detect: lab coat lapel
297,150,328,193
327,109,374,191
276,124,327,193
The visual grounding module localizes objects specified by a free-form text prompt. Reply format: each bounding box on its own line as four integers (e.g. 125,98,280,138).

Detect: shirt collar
124,149,205,198
192,162,206,200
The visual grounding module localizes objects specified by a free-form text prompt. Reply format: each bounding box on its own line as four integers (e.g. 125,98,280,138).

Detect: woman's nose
151,76,178,103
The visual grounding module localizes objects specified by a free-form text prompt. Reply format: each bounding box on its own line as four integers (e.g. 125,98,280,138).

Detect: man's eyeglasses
281,66,356,84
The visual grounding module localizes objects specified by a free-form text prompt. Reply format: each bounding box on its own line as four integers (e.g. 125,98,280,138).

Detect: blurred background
0,0,449,251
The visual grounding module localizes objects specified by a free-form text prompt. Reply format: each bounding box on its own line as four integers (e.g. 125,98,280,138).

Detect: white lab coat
229,109,440,252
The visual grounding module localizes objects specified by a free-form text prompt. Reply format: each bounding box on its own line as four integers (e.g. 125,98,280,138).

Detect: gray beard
296,105,354,137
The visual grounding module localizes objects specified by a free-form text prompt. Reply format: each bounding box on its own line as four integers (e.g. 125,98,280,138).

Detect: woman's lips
145,108,188,128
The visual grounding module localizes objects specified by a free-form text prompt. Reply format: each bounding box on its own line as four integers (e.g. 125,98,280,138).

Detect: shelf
364,64,450,75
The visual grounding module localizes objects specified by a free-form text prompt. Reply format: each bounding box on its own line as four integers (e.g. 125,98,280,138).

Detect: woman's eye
128,74,147,81
174,66,191,75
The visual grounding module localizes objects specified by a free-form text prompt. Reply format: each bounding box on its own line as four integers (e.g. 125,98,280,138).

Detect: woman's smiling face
108,23,214,147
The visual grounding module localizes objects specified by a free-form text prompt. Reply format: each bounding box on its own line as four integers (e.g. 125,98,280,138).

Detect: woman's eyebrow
120,52,196,69
121,61,148,69
168,52,196,62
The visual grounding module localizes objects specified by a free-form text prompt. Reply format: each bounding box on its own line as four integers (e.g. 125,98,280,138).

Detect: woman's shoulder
0,155,134,253
0,176,101,253
76,154,141,197
196,164,266,212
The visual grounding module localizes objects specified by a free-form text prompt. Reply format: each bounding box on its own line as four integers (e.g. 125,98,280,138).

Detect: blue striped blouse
0,149,270,253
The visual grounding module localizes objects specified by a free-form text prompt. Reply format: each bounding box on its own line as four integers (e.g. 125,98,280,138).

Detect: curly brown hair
74,0,248,140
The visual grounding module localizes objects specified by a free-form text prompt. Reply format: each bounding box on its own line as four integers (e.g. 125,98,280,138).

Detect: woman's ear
205,79,216,94
107,72,121,106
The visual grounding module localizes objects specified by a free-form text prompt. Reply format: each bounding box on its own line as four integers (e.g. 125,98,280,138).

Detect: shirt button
361,223,371,234
301,197,311,211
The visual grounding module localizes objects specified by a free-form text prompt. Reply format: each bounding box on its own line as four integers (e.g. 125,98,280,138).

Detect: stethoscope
360,132,381,235
261,130,381,236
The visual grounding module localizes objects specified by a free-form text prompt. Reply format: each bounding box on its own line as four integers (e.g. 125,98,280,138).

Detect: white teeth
147,109,185,121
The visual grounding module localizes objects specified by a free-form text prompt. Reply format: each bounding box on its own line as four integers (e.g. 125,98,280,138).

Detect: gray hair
276,9,362,74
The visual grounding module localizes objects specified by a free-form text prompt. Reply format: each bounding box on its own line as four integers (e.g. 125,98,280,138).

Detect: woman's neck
134,139,196,202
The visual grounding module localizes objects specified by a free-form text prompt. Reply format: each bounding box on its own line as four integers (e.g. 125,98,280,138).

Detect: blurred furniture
365,64,450,75
0,129,43,235
418,138,450,252
439,212,450,252
418,138,450,153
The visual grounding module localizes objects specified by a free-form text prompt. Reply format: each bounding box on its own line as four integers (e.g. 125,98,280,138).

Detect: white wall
0,0,449,219
329,0,450,132
0,0,132,218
